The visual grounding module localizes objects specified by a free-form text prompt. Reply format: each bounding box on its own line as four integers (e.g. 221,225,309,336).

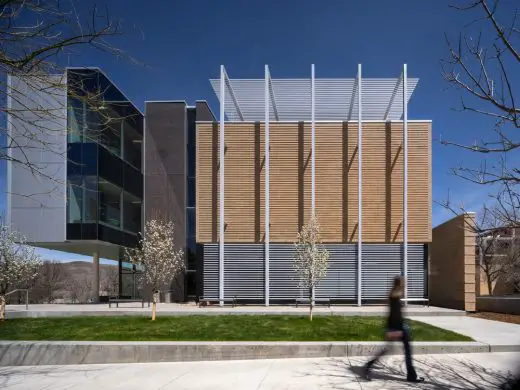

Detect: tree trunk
0,295,5,321
309,287,313,321
151,291,159,321
487,274,493,296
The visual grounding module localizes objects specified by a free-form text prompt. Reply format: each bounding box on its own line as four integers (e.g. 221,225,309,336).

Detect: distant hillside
63,261,118,281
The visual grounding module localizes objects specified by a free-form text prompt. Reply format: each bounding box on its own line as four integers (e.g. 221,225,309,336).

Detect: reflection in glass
67,177,83,223
122,191,141,233
67,98,84,143
99,181,121,228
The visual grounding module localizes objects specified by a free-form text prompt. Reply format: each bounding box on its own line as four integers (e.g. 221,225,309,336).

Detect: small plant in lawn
293,214,329,321
125,218,184,321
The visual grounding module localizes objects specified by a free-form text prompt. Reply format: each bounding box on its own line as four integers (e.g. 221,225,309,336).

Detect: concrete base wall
0,341,491,366
430,214,476,311
477,295,520,315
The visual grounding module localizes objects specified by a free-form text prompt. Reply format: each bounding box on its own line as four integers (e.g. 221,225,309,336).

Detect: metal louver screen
202,243,426,301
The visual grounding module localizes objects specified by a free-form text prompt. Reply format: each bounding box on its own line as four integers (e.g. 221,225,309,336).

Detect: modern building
7,63,432,305
196,64,431,305
7,68,144,301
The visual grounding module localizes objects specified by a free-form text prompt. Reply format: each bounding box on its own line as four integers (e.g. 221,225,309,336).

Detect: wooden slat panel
270,123,301,242
196,121,431,244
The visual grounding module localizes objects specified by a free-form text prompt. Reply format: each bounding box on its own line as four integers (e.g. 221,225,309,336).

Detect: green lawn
0,316,473,342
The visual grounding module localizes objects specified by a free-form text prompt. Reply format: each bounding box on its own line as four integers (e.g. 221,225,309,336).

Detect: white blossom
0,225,42,320
293,215,329,320
125,218,184,319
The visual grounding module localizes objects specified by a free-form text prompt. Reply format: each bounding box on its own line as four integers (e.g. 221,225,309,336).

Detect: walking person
363,276,424,383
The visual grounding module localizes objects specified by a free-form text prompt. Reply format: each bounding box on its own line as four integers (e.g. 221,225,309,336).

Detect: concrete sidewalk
411,316,520,350
1,352,519,389
6,303,464,318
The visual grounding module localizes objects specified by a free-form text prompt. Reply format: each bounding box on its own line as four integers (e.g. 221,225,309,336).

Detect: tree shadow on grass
299,355,520,389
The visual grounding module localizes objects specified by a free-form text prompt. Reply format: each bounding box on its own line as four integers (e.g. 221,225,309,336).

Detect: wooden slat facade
196,121,431,244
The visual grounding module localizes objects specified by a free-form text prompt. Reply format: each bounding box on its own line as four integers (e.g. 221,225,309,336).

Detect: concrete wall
477,296,520,315
7,74,67,243
430,213,476,311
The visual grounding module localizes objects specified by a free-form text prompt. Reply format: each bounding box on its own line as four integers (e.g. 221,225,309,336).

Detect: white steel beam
403,64,408,302
267,71,279,121
219,65,226,307
311,64,316,304
357,64,363,307
223,69,244,121
265,65,270,307
384,74,402,121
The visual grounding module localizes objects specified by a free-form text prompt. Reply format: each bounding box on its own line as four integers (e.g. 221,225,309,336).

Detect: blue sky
2,0,517,262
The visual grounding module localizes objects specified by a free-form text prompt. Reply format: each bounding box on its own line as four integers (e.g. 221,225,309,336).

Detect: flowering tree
125,218,184,320
293,215,329,321
0,226,42,320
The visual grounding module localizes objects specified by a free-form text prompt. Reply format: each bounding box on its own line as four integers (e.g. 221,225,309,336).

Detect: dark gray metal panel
224,244,264,299
195,101,216,121
361,244,425,299
269,244,301,300
315,245,357,299
362,244,403,299
202,244,219,299
202,244,264,300
144,102,187,301
202,243,426,301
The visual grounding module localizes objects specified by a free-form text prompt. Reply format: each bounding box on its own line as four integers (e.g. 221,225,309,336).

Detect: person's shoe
407,377,425,383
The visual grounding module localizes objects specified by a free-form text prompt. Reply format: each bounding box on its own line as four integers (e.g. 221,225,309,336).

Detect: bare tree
440,189,520,295
31,260,68,303
67,274,92,304
101,265,119,298
125,218,184,320
1,1,141,198
441,0,520,226
293,215,329,321
0,225,41,320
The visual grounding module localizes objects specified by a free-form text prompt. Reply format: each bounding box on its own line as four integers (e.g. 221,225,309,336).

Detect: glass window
99,181,121,228
67,175,98,223
99,118,121,157
122,120,142,169
67,177,83,223
122,191,141,234
67,98,84,143
84,176,98,223
187,177,195,207
188,144,196,177
187,207,195,240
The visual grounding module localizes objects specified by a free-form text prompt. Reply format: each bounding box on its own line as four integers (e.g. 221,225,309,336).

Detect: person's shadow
299,356,519,389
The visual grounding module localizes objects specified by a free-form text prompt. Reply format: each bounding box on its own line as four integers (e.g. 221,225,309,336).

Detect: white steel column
219,65,225,307
311,64,316,215
264,65,270,307
92,251,100,303
357,64,363,307
311,64,316,303
403,64,408,301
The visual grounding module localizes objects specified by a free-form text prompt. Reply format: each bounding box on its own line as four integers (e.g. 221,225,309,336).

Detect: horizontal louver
202,243,425,301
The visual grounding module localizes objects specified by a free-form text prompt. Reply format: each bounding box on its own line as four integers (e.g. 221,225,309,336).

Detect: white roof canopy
210,73,418,122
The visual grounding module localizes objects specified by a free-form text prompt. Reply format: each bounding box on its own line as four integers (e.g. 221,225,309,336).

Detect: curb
5,310,465,319
0,341,504,366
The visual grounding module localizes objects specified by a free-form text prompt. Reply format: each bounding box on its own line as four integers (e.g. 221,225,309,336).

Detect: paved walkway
411,316,520,346
1,352,519,389
6,303,463,318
